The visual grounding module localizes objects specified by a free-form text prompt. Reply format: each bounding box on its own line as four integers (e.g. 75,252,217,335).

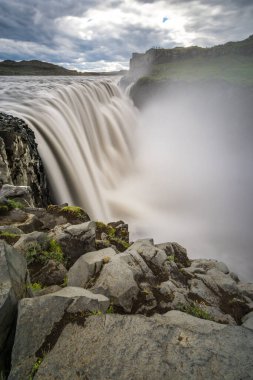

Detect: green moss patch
180,303,213,321
26,239,64,266
0,231,21,244
95,221,130,252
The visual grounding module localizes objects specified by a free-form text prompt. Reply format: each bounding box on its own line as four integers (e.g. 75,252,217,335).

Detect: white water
0,77,252,281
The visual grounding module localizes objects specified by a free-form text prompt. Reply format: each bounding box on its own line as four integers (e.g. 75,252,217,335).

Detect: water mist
0,77,252,281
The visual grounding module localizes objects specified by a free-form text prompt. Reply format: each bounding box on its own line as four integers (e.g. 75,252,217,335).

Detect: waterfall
0,79,138,220
0,77,253,280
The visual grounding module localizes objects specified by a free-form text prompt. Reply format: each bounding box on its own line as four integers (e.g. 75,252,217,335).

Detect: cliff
126,34,253,82
0,113,50,206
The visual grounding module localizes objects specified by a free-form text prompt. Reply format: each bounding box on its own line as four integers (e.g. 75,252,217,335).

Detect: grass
28,282,43,292
180,303,213,321
29,357,43,379
26,239,64,266
142,55,253,86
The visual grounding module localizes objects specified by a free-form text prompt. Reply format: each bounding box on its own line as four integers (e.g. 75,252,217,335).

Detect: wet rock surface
0,113,50,207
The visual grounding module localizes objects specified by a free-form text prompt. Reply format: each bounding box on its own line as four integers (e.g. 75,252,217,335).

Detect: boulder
156,241,191,268
15,311,253,380
241,311,253,331
92,254,139,312
33,285,62,297
49,222,96,267
67,247,117,288
24,204,90,231
14,231,50,255
0,208,43,233
0,184,34,207
0,241,29,375
32,260,67,287
8,287,110,380
237,282,253,301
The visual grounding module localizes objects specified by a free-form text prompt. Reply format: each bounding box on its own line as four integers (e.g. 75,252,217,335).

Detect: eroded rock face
12,311,253,380
0,241,30,376
0,113,50,207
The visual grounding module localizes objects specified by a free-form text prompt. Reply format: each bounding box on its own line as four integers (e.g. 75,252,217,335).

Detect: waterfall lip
0,76,139,221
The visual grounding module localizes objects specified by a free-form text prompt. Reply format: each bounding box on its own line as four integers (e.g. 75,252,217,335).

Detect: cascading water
0,76,253,280
0,78,138,220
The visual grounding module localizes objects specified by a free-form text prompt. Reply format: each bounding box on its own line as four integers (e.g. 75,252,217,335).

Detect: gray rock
196,269,239,298
0,226,24,235
0,136,12,184
242,311,253,323
159,280,177,296
0,184,34,206
33,285,62,297
0,241,29,357
67,247,117,288
242,313,253,331
191,259,229,274
0,113,50,207
50,222,96,266
237,283,253,301
8,288,109,380
33,260,67,287
14,231,50,255
54,287,110,314
188,278,220,307
92,254,139,312
230,272,240,283
134,239,168,269
27,311,253,380
157,241,191,268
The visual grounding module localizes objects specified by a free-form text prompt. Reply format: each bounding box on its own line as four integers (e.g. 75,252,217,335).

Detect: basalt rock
0,113,50,207
0,241,30,378
11,311,253,380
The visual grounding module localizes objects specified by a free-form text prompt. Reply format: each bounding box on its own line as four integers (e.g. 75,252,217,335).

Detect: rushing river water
0,76,252,281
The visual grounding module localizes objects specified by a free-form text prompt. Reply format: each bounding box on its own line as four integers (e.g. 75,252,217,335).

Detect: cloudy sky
0,0,252,71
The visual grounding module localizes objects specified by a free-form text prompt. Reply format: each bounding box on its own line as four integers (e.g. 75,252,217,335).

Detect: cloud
0,0,252,71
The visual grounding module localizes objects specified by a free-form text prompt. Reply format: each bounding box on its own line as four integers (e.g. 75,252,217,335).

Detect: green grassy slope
148,55,253,85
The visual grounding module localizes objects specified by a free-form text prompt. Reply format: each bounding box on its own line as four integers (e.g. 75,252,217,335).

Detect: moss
26,239,64,266
29,357,43,379
0,231,21,245
109,237,130,250
95,221,130,252
0,231,20,239
95,221,116,237
7,199,24,210
106,305,114,314
28,282,43,292
60,206,85,218
166,254,175,262
180,303,213,321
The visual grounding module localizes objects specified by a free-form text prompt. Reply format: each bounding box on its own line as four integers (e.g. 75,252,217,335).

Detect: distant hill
123,35,253,86
0,60,128,76
0,60,80,76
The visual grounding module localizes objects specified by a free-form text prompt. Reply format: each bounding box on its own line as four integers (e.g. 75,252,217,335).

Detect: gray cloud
0,0,252,71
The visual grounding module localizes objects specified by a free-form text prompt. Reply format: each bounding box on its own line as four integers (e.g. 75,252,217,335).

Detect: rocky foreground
0,183,253,380
0,114,253,379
